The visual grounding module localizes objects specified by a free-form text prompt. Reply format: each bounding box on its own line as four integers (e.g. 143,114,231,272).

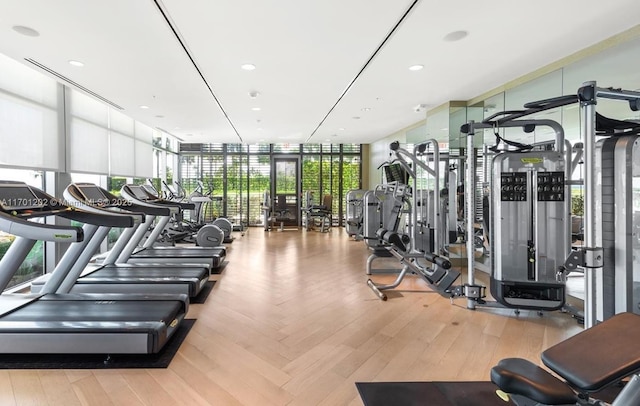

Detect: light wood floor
2,228,584,405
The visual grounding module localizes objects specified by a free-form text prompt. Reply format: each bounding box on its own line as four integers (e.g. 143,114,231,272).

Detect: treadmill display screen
128,186,149,201
141,185,158,198
0,184,46,211
77,185,108,204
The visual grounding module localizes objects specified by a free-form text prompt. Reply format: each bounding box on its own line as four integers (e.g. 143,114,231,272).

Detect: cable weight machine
457,101,583,315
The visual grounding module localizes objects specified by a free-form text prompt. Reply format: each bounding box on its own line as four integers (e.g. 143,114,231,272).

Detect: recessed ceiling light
155,115,164,118
361,107,371,112
139,105,149,109
248,91,260,99
68,60,84,67
331,134,338,137
251,107,261,111
408,64,424,71
185,133,193,137
338,127,345,131
12,25,40,37
241,63,256,71
352,116,361,120
443,30,468,42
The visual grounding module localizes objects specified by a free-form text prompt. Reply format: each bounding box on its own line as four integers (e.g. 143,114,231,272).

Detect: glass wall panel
504,70,563,145
227,143,248,153
226,153,248,226
178,144,361,227
249,144,270,153
302,155,321,205
201,155,225,221
272,143,300,153
303,144,321,153
248,154,270,226
166,152,178,187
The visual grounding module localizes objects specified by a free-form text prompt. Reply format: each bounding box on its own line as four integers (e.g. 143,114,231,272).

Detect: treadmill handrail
0,211,83,242
18,184,139,228
65,183,168,218
121,184,195,212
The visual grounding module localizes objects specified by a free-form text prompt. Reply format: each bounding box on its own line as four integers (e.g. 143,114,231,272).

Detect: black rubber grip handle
423,253,451,269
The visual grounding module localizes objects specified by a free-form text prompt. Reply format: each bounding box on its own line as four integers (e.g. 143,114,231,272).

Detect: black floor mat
356,381,506,406
211,261,227,275
191,281,216,304
356,381,623,406
0,319,195,369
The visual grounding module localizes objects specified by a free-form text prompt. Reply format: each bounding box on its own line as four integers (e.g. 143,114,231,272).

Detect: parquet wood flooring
5,229,583,405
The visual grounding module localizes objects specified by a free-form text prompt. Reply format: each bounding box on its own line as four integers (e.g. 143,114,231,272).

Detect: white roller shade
110,109,134,136
135,140,153,178
0,53,62,170
68,119,109,174
0,94,60,170
109,131,135,176
68,89,109,174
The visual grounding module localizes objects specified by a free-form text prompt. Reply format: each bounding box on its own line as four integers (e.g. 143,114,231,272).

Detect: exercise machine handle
423,252,451,269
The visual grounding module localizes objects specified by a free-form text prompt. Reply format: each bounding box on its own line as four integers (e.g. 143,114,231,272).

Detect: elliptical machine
189,181,234,243
141,181,225,248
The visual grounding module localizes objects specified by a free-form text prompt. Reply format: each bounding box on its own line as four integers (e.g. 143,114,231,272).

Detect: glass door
272,156,300,227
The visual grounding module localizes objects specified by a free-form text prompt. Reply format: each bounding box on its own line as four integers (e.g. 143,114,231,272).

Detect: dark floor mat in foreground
190,280,216,304
357,381,509,406
356,381,623,406
0,319,195,370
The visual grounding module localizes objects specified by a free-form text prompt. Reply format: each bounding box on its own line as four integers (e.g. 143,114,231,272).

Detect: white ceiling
0,0,638,145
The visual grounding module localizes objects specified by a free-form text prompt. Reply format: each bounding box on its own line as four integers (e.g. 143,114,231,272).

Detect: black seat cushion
491,358,577,405
542,312,640,391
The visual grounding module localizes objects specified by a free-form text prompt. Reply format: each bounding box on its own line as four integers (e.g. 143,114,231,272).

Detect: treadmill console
0,182,46,211
76,185,109,206
128,185,151,201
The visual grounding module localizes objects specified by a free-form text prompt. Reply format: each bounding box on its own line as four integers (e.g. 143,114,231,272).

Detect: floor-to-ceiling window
178,143,362,227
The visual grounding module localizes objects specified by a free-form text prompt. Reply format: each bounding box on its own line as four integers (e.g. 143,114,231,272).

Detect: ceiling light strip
24,58,124,110
152,0,244,143
304,0,421,142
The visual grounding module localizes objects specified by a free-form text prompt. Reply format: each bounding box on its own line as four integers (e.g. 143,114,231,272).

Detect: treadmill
118,184,226,267
30,183,211,299
65,183,224,270
0,181,188,354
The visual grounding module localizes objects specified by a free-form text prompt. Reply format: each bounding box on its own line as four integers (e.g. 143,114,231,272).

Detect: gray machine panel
490,150,568,310
345,189,366,238
596,135,640,316
362,185,409,249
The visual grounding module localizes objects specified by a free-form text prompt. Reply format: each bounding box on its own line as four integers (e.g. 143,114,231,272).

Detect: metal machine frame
366,141,460,300
459,113,587,316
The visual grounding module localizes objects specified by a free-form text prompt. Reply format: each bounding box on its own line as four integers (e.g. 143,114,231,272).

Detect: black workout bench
491,312,640,405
